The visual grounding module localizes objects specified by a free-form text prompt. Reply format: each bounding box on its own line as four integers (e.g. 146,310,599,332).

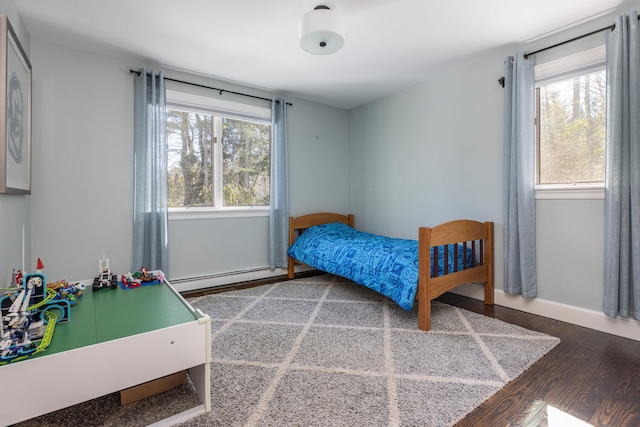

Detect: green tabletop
93,283,199,342
35,282,199,358
43,287,97,354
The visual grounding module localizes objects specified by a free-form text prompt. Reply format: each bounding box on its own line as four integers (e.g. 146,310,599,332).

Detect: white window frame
166,90,272,219
534,45,606,200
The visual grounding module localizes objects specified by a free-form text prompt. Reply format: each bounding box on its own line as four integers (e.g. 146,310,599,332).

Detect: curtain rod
129,69,292,106
498,14,640,87
523,24,614,59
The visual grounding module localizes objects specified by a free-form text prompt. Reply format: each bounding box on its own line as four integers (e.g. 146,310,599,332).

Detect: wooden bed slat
428,265,490,299
429,219,489,245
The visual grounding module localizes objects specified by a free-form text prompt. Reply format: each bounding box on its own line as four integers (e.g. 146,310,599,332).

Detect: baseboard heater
170,267,293,293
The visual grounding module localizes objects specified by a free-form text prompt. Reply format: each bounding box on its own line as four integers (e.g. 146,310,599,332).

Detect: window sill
535,184,604,200
169,207,270,220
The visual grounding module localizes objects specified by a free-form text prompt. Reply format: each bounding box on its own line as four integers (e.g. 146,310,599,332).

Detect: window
535,46,606,198
166,90,271,214
536,69,606,184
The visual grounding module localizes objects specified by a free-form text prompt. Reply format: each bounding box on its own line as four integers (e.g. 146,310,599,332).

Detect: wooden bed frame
288,213,494,331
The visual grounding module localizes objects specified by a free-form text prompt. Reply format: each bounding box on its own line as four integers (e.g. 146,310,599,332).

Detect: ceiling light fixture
299,5,344,55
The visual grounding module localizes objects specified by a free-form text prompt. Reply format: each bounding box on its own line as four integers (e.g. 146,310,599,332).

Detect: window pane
222,118,270,206
538,70,606,185
167,109,213,207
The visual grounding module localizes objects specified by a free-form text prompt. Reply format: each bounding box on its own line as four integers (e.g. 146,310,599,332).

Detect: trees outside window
537,69,606,185
166,107,270,209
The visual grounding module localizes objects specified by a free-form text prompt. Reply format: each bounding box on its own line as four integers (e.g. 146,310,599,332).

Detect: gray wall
0,0,30,286
30,41,134,282
29,40,350,282
347,6,638,313
348,53,505,293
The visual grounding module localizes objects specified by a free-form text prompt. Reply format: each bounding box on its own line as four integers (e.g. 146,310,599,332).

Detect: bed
287,213,494,331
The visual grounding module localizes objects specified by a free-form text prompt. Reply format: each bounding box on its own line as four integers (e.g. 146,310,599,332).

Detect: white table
0,277,211,426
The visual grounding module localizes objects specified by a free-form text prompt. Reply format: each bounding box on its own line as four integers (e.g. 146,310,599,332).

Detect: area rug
182,274,560,427
13,274,559,427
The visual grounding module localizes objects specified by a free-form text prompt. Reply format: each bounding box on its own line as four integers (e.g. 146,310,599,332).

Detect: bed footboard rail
417,220,494,331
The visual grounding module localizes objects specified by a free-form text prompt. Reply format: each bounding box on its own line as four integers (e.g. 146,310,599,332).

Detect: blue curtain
503,52,537,297
269,98,289,269
604,12,640,320
133,69,169,276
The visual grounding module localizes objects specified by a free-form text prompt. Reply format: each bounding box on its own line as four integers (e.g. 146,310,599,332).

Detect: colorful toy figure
47,280,85,304
139,267,154,282
120,272,142,289
12,269,23,287
119,268,164,289
93,257,117,291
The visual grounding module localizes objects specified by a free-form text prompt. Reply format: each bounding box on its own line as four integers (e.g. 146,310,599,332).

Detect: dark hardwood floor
436,292,640,427
184,273,640,427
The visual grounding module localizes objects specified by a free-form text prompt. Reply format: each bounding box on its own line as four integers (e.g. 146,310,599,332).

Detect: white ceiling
13,0,627,109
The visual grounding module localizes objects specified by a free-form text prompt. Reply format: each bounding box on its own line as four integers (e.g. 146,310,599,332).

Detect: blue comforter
288,222,473,311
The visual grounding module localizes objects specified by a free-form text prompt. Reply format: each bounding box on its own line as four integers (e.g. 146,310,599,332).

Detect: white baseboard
451,284,640,342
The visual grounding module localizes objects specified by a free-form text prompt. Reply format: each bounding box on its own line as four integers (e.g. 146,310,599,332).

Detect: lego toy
93,257,117,291
120,272,142,289
1,259,85,364
11,269,23,287
48,280,85,306
139,267,154,282
119,267,165,290
1,273,56,364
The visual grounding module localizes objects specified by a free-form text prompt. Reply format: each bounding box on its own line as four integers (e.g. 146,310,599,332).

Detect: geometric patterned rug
182,274,561,426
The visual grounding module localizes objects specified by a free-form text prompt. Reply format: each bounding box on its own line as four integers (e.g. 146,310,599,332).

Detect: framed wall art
0,14,31,194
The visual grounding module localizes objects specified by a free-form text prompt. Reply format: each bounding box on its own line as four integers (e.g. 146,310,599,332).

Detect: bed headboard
288,213,354,279
290,212,354,231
